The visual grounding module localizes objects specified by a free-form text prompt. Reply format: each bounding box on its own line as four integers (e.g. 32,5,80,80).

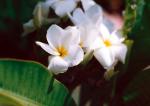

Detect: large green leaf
0,59,75,106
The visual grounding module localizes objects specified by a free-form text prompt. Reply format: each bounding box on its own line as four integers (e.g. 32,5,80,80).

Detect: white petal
88,36,105,51
99,23,110,40
111,31,125,44
52,1,77,17
46,24,65,47
119,44,127,63
71,8,90,25
22,19,36,36
63,26,80,48
102,17,115,32
36,41,59,55
47,25,80,49
64,45,84,67
94,47,115,69
81,0,96,11
80,26,99,49
110,44,127,63
48,56,69,74
85,4,103,25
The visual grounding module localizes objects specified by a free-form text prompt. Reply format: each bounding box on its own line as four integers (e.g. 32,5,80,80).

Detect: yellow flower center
79,41,83,48
104,40,111,47
57,46,68,58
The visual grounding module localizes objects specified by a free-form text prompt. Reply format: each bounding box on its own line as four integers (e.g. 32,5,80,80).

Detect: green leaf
0,59,75,106
123,69,150,105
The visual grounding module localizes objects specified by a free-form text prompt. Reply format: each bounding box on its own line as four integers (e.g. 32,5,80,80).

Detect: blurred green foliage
122,0,150,105
0,0,43,29
124,0,150,60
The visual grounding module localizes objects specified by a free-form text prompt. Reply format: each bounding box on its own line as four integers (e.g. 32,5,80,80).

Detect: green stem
111,76,117,98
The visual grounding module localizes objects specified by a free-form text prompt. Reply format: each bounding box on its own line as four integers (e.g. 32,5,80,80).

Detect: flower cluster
24,0,127,74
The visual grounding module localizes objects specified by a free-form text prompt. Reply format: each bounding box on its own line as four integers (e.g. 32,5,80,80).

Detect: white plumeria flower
23,2,60,36
36,25,84,74
68,4,103,51
22,2,49,36
94,24,127,70
47,0,79,17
